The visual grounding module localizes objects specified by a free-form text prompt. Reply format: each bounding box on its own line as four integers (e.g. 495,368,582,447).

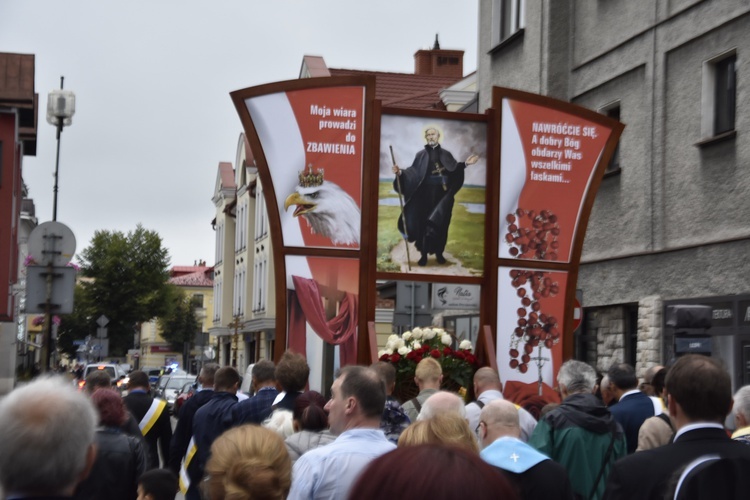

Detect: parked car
153,368,187,398
160,374,196,414
173,381,197,417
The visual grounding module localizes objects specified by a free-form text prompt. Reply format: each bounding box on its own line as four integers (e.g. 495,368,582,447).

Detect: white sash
178,437,198,494
139,398,167,435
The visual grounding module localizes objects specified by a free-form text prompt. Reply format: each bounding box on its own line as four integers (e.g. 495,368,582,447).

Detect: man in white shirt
465,367,537,441
288,366,396,500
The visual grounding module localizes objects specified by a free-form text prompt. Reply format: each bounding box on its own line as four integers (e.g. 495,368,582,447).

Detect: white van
79,363,128,391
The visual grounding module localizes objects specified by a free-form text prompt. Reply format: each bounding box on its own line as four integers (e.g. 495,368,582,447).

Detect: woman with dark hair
348,444,518,500
284,390,336,464
74,388,147,500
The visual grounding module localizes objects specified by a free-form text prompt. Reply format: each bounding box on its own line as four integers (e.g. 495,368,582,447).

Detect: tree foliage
68,225,172,357
158,286,201,367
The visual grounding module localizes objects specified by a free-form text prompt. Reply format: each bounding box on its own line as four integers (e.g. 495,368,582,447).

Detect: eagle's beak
284,192,315,217
284,193,302,212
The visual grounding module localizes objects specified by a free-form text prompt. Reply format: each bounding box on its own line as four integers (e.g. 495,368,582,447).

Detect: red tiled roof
329,68,461,110
169,268,213,287
172,265,210,274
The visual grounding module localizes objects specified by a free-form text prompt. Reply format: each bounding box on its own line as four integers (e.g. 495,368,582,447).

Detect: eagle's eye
308,192,319,199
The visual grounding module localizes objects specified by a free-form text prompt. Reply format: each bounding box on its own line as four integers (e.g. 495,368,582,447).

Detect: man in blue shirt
288,365,396,500
188,366,239,500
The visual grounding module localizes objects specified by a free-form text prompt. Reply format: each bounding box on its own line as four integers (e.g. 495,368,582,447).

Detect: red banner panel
497,266,568,389
498,99,612,264
244,86,365,250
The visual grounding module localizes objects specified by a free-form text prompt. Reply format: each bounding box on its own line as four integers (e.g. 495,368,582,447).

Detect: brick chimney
414,34,464,78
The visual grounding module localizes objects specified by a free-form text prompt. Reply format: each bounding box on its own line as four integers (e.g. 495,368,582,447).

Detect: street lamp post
46,76,75,222
39,78,75,372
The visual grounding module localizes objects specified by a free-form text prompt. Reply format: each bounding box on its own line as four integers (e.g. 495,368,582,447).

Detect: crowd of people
2,351,750,499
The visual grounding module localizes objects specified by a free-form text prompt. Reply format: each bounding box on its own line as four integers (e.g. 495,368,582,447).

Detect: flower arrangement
378,327,478,402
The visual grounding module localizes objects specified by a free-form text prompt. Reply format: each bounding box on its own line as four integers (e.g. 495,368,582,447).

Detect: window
601,103,621,174
701,51,737,140
714,55,736,135
215,221,223,265
191,294,204,309
213,280,221,323
491,0,525,47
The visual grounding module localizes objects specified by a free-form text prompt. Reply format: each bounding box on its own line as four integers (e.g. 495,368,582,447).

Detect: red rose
390,353,401,363
430,349,441,359
466,354,477,364
414,355,423,363
454,351,466,360
443,347,453,356
379,353,390,362
406,350,417,360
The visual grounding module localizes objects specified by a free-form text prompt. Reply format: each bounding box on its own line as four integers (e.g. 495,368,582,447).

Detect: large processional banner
232,79,623,393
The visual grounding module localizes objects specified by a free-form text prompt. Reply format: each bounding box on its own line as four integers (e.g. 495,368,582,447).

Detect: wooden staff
390,145,411,270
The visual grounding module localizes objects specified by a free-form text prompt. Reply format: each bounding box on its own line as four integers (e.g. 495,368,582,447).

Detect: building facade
0,53,38,394
210,134,276,372
477,0,750,386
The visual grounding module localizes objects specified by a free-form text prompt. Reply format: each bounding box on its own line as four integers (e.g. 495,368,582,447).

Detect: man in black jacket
123,370,172,469
603,354,750,500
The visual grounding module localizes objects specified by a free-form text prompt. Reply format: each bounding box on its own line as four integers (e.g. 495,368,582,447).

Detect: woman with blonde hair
203,425,291,500
397,412,479,453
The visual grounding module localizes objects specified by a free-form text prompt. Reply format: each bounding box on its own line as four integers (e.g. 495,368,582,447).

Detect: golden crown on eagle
298,164,325,188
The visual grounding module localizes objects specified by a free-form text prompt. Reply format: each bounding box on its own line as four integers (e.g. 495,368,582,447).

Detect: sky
0,0,479,267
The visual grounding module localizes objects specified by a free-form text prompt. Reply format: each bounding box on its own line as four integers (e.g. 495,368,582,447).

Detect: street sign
96,327,108,339
24,266,76,314
27,221,76,267
572,295,583,332
97,315,109,327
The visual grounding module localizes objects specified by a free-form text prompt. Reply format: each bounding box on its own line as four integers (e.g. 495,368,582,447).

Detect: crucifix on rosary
532,348,550,396
432,162,448,191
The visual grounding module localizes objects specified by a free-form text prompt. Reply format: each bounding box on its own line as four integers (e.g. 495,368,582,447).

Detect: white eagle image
284,179,361,246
